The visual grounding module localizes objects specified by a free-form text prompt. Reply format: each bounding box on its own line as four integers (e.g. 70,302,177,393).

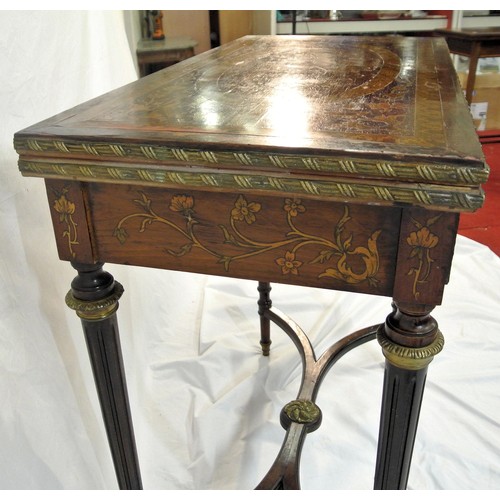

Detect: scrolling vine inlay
113,193,382,286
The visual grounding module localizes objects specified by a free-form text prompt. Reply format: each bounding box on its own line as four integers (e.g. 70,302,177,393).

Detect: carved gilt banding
377,326,445,370
19,158,485,212
65,282,124,320
14,138,489,185
15,136,488,213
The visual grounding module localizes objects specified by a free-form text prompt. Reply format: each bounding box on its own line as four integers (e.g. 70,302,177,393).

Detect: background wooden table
136,36,197,77
435,27,500,104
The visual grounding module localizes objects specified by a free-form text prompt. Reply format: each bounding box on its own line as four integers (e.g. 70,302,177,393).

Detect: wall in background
219,10,254,45
162,10,211,55
123,11,142,73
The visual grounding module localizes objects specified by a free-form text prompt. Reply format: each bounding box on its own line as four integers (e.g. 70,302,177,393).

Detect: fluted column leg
374,301,444,490
66,263,142,490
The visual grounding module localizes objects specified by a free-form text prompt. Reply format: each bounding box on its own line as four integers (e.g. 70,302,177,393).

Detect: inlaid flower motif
407,227,438,251
284,198,306,217
276,251,303,275
53,194,75,222
52,189,78,258
113,226,128,245
406,215,441,300
169,195,194,218
231,195,261,224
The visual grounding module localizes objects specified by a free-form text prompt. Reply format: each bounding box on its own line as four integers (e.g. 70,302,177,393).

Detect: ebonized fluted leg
374,301,444,490
257,282,272,356
66,263,142,490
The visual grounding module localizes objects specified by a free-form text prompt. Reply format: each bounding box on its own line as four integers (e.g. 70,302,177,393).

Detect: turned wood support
374,301,444,490
66,263,142,490
257,282,272,356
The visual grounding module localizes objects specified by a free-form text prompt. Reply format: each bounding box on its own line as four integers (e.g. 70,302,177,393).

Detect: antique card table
14,35,487,489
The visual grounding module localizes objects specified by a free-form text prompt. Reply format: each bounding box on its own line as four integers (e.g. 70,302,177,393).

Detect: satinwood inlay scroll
113,192,382,287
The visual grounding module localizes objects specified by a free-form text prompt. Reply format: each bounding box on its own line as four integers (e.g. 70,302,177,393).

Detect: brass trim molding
65,282,124,320
18,159,485,212
14,137,489,187
377,326,445,370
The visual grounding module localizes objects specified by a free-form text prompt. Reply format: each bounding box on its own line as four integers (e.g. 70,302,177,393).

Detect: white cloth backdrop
1,11,500,490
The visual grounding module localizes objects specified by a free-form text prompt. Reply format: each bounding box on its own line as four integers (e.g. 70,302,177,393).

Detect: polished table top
15,35,487,214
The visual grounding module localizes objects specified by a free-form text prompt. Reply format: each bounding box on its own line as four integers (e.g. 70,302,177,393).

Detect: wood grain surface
16,35,486,200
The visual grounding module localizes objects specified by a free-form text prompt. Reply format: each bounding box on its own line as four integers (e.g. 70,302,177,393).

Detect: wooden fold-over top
15,35,488,212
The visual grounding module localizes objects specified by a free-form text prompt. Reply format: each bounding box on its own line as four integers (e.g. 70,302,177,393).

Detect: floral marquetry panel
45,180,94,263
393,207,459,305
87,183,401,295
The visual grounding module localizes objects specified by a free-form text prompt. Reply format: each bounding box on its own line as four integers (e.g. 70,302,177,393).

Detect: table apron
45,179,459,304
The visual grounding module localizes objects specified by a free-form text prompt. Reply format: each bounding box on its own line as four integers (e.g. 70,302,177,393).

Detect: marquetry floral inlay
406,214,441,299
114,192,382,286
52,187,79,257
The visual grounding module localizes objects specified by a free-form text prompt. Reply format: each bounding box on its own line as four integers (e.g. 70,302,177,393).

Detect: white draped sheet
1,11,499,490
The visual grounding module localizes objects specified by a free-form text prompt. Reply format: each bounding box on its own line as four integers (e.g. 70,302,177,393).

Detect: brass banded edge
18,160,485,212
65,282,124,321
377,327,445,370
14,137,489,185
